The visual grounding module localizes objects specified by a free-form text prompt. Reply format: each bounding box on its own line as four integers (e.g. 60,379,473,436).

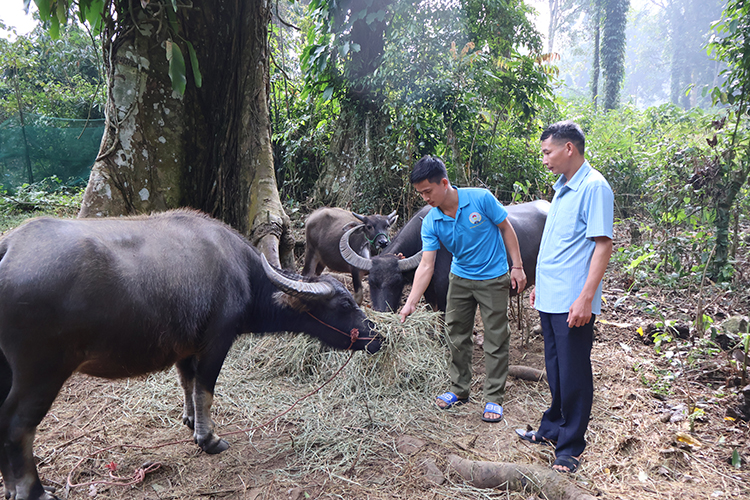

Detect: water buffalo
0,209,380,500
303,207,397,305
341,200,550,312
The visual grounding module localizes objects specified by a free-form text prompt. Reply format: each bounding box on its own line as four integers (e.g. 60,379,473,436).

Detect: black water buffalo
303,207,397,305
0,209,380,500
341,200,550,312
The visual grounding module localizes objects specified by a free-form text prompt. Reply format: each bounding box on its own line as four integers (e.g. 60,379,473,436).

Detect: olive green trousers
444,272,511,405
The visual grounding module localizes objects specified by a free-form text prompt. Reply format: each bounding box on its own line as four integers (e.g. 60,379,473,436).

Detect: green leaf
56,0,68,23
731,449,741,468
166,5,180,35
166,40,187,95
321,85,333,102
171,0,178,12
185,41,202,88
626,251,655,272
88,0,105,32
35,0,51,20
49,16,60,39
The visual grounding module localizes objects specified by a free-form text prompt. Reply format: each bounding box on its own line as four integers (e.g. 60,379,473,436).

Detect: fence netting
0,114,104,189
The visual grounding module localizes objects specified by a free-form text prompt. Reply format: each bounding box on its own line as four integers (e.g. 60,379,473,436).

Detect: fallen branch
448,455,596,500
509,365,546,382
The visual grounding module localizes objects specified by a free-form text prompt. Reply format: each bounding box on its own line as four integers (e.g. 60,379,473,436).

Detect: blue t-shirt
534,161,614,315
421,187,509,280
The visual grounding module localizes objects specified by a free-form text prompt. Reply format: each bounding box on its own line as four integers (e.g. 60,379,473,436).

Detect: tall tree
547,0,587,54
667,0,726,109
33,0,293,266
601,0,629,110
590,0,602,108
705,0,750,278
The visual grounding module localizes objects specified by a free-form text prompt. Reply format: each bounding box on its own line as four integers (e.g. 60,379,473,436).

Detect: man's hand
510,268,527,294
529,286,536,308
399,302,416,323
567,295,593,328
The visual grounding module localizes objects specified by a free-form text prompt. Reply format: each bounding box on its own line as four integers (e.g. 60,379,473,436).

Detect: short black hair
540,121,585,156
410,155,448,185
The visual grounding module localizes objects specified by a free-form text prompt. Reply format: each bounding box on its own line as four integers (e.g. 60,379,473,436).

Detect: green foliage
0,175,84,231
0,17,104,121
31,0,202,95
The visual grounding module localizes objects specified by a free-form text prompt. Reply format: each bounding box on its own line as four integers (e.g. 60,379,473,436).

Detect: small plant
688,407,706,432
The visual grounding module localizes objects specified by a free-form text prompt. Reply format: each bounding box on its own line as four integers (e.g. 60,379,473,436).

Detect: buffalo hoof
196,435,229,454
182,416,195,430
8,486,58,500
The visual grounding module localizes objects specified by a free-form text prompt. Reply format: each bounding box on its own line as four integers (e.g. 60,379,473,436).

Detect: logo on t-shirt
469,212,482,224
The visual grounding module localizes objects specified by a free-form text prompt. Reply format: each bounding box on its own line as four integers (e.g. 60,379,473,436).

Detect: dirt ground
11,219,750,500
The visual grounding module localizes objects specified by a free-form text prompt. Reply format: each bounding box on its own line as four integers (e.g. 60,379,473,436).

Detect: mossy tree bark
78,0,292,267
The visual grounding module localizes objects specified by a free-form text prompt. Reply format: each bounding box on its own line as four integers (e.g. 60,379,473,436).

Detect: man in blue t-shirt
399,156,526,423
516,121,614,475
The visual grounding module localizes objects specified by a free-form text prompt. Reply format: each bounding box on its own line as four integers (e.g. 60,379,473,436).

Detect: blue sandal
481,402,503,423
435,391,468,409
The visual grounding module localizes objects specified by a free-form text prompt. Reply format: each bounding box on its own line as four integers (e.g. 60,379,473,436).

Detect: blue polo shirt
421,187,509,280
534,161,614,315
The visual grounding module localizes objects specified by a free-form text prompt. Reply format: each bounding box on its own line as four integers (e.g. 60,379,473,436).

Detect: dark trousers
536,312,594,458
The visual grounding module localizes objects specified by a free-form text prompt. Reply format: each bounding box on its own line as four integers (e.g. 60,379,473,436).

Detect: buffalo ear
272,291,310,312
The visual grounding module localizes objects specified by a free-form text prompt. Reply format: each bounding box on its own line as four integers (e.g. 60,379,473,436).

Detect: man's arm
567,236,613,327
399,250,437,323
498,219,527,293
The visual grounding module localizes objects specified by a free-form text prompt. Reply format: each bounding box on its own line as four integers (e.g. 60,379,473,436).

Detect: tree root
448,455,597,500
508,365,547,382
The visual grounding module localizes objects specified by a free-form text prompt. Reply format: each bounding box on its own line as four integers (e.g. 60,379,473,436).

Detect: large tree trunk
311,101,402,214
78,0,292,267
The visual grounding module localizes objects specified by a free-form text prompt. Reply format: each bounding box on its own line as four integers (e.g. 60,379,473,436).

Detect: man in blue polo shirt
399,156,526,423
516,121,613,474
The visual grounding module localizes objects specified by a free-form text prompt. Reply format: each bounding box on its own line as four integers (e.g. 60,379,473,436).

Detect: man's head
410,155,448,185
410,156,450,208
540,121,586,179
540,121,585,155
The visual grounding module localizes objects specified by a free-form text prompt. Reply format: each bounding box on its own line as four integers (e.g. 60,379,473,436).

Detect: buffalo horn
352,212,366,223
397,250,423,272
339,226,373,271
261,254,336,299
386,210,398,225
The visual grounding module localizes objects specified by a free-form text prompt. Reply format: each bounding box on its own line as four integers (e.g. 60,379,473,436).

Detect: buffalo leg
176,357,197,430
189,328,237,454
0,372,68,500
302,250,319,276
350,267,363,305
0,351,14,499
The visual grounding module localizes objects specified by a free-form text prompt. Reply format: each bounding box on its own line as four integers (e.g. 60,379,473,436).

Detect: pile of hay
211,308,450,473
